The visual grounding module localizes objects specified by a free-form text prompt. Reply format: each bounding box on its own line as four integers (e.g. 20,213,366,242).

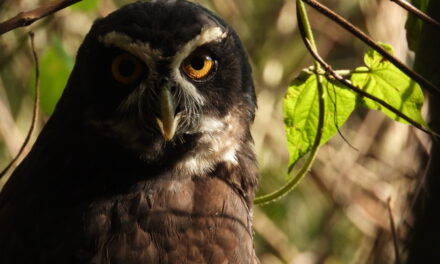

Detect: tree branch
301,33,435,136
0,0,82,35
301,0,440,98
390,0,440,31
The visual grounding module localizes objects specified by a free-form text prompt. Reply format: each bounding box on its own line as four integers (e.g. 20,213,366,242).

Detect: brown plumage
0,1,259,263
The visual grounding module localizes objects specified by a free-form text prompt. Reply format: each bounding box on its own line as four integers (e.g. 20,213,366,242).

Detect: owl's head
59,0,256,166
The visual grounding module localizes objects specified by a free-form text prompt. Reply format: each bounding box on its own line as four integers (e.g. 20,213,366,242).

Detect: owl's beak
156,86,180,141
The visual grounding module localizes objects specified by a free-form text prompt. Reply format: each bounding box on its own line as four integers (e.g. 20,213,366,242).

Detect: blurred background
0,0,431,263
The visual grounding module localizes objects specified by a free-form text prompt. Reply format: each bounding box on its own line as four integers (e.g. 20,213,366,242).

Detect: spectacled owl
0,0,259,263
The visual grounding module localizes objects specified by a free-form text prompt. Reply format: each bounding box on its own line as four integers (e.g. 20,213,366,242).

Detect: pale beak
156,86,180,141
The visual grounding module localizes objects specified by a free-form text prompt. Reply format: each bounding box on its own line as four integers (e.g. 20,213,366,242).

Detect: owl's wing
0,118,89,263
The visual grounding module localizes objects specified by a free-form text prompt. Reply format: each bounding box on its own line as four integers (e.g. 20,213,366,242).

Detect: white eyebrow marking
170,27,228,106
98,28,227,128
98,31,162,68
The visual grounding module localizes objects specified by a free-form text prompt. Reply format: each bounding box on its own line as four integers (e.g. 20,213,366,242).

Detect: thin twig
387,198,401,264
301,0,440,98
301,35,436,137
0,0,82,35
0,32,40,180
0,18,53,72
390,0,440,31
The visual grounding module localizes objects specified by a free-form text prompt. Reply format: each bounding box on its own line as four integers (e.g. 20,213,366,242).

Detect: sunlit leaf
284,73,356,168
37,38,74,115
351,44,427,127
70,0,98,11
363,43,393,69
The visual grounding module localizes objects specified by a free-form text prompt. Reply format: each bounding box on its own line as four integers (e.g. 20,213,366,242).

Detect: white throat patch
174,113,242,177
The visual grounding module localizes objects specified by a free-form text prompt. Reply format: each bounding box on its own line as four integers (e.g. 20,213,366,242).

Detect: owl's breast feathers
84,163,257,264
79,109,259,263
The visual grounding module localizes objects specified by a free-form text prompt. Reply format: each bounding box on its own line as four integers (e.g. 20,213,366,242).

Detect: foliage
70,0,99,12
352,44,426,126
284,72,355,168
36,38,74,114
284,43,427,172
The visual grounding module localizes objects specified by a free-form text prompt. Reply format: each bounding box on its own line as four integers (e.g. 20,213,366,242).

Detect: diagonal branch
301,35,435,137
301,0,440,98
390,0,440,31
0,0,82,35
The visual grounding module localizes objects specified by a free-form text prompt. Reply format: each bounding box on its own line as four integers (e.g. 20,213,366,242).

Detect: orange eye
182,50,216,80
111,53,143,85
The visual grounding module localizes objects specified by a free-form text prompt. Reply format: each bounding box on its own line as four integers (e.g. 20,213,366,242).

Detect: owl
0,0,259,263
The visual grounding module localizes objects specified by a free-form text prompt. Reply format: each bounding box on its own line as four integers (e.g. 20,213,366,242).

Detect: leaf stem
253,137,321,204
296,0,319,70
254,3,325,205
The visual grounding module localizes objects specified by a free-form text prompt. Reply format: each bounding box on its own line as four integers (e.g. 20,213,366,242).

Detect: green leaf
284,73,356,168
351,44,427,127
70,0,98,12
363,43,393,69
37,38,74,115
405,0,430,51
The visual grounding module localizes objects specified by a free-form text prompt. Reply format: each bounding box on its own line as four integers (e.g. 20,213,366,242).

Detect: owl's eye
182,50,216,80
111,53,144,85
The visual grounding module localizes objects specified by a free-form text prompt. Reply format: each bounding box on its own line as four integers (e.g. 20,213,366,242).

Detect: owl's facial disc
98,26,227,142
